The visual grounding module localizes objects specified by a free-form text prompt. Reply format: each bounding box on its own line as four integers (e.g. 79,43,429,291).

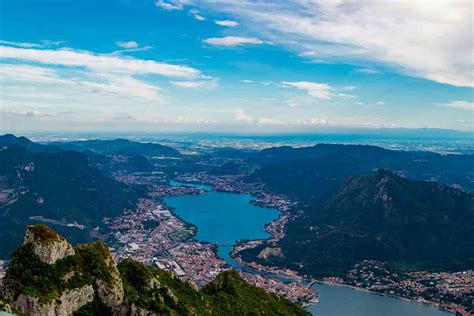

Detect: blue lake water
164,181,451,316
165,181,279,265
308,283,450,316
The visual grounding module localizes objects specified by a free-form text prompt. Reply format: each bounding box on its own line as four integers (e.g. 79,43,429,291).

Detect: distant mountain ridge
240,170,474,276
0,134,61,153
248,143,474,200
56,138,182,157
0,135,138,258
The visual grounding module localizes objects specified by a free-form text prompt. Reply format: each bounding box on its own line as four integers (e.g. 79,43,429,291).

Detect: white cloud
446,100,474,110
172,116,209,124
257,117,284,125
0,39,64,48
0,45,206,114
155,0,183,11
193,0,473,87
215,20,239,27
0,45,201,78
0,64,164,102
189,9,205,21
234,109,253,123
298,51,316,57
203,36,264,47
240,79,253,83
171,81,203,88
0,64,63,84
376,101,385,105
193,14,205,21
354,68,380,74
298,117,329,125
0,40,42,48
115,41,139,49
337,93,356,99
170,80,216,89
281,81,332,99
286,100,299,108
112,41,154,55
5,109,56,117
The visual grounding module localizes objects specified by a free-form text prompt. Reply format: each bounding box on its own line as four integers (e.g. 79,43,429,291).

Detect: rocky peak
23,225,75,265
1,226,309,315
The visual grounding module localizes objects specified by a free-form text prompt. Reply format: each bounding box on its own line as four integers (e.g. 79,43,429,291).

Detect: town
324,260,473,315
105,174,318,304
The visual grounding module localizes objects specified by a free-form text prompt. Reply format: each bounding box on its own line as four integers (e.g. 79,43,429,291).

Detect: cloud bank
188,0,474,87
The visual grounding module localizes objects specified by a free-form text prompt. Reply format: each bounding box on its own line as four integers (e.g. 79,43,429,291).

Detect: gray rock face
14,285,94,316
95,248,124,310
23,226,75,265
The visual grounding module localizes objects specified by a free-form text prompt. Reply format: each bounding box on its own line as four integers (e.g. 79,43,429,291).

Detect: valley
0,134,472,315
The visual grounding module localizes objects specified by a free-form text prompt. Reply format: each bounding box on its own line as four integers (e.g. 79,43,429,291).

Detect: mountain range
55,139,182,158
0,135,140,258
240,169,474,276
248,143,474,200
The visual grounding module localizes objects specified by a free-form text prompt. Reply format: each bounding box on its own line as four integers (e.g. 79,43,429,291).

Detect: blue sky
0,0,472,133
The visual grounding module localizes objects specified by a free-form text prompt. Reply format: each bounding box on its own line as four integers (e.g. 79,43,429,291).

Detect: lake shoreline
308,280,455,314
167,179,455,316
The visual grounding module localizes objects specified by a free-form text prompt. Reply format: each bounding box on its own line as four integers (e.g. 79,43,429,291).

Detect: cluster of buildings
104,174,319,305
107,194,227,286
106,197,189,265
242,272,318,305
112,171,166,186
166,243,228,286
251,192,296,212
148,183,204,198
175,172,253,193
342,260,473,314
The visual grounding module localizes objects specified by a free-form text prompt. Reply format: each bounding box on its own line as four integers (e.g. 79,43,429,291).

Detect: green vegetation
57,138,182,157
169,228,194,241
248,144,474,200
119,258,208,315
3,241,115,302
118,259,309,315
241,170,474,277
141,219,160,230
0,135,140,258
2,226,308,315
73,295,112,316
27,224,63,244
203,270,308,315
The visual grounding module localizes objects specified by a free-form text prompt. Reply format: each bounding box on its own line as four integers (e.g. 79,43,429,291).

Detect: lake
164,181,451,316
165,180,279,265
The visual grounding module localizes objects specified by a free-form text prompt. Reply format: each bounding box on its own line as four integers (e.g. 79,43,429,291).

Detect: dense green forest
240,170,474,276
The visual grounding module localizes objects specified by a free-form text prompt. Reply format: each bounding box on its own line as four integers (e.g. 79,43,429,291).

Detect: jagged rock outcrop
96,256,124,311
23,225,75,264
0,225,309,315
14,285,94,316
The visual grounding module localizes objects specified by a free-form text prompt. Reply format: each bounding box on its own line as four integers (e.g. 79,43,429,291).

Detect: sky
0,0,473,133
